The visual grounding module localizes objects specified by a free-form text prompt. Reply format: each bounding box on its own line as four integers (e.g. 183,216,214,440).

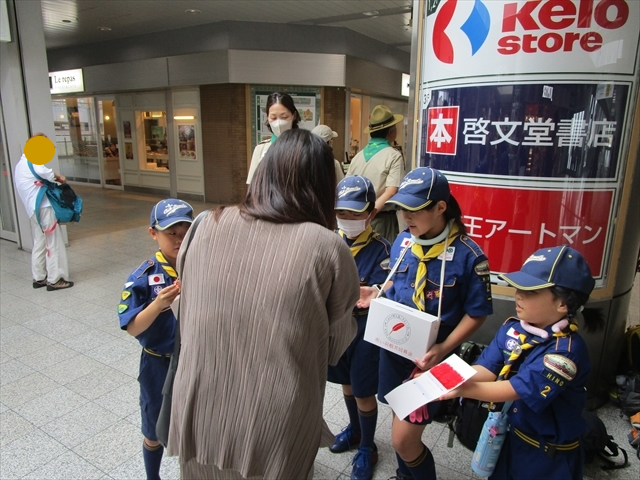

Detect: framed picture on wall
123,121,132,139
178,124,196,159
125,142,133,160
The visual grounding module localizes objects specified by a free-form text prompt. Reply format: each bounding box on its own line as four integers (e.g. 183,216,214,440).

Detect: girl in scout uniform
327,175,390,480
442,245,604,479
118,199,193,480
359,167,493,479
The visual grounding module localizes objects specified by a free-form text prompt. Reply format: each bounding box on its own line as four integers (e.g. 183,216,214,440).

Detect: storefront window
142,111,168,171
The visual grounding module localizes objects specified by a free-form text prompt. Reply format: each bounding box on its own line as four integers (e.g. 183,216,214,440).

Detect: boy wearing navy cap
441,245,604,480
118,198,194,480
328,176,390,480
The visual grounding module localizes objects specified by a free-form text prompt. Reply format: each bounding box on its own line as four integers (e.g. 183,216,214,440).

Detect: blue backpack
28,162,82,227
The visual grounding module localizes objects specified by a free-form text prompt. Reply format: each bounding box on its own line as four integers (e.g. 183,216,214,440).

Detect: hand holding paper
385,354,476,420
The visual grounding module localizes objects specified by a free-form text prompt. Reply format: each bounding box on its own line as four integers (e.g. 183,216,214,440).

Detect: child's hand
357,286,377,308
414,343,446,371
439,386,463,401
154,283,181,310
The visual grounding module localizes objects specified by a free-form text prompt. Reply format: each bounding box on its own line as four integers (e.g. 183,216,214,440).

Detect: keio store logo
431,0,491,64
428,0,636,71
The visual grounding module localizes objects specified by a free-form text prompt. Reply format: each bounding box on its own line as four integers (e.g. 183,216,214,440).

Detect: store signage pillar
412,0,640,407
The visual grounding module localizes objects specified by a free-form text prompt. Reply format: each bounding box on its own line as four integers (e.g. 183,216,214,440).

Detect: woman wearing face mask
246,92,300,184
358,168,493,480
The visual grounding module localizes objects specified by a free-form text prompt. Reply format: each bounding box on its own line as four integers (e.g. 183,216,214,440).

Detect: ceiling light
59,114,64,119
174,115,195,120
185,9,202,14
104,115,110,121
363,10,379,16
98,26,111,31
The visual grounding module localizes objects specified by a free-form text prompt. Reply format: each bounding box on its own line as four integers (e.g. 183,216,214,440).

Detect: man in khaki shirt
347,105,404,242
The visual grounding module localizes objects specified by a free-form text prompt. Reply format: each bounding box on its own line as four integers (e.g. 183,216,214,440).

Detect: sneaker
329,424,361,453
46,279,74,291
32,279,47,289
351,444,378,480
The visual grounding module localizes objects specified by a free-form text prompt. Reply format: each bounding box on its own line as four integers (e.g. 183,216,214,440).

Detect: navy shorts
138,350,171,441
328,314,379,398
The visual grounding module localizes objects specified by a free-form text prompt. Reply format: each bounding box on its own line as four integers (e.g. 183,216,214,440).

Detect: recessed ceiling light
98,26,112,31
185,9,202,14
363,10,379,16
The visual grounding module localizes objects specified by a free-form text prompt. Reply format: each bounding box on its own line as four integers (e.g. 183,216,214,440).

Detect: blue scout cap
336,176,376,212
386,167,450,211
150,199,194,230
499,245,595,296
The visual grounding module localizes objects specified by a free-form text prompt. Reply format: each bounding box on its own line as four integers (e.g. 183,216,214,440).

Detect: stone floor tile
22,450,105,480
0,372,60,408
0,359,36,386
14,385,89,427
0,410,35,447
66,363,133,401
73,420,140,472
0,429,67,478
40,401,120,448
39,355,104,385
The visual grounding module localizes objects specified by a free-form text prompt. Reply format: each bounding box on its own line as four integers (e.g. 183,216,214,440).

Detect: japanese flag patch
506,326,520,339
148,274,165,286
401,237,411,248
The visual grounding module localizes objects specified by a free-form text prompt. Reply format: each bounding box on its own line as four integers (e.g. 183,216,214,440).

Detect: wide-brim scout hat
386,167,450,211
499,245,595,296
335,175,376,212
150,198,194,230
364,105,404,133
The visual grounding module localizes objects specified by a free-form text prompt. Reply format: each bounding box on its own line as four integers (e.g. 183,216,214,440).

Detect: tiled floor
1,186,638,479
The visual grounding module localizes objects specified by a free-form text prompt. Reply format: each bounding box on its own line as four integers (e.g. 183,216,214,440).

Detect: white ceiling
41,0,413,52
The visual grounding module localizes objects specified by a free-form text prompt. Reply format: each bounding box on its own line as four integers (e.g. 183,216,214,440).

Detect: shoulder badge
380,257,391,271
475,260,490,276
543,354,577,381
118,304,129,314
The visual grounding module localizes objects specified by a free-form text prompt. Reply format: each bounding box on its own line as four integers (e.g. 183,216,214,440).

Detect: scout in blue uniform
358,168,493,480
327,176,390,480
118,199,193,480
442,245,604,480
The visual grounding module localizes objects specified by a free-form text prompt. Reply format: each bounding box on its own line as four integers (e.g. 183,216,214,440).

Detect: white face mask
269,119,292,137
337,218,368,238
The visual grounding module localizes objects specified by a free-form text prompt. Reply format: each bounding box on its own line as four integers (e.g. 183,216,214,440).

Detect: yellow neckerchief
411,222,460,311
339,225,377,258
155,251,178,279
497,319,579,381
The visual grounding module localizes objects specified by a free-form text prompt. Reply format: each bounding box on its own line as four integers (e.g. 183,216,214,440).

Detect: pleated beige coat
167,207,359,479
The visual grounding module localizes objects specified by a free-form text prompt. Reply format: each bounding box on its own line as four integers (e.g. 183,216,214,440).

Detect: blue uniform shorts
138,350,171,441
328,314,379,398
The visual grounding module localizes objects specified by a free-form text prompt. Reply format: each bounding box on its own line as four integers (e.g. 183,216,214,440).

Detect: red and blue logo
432,0,491,64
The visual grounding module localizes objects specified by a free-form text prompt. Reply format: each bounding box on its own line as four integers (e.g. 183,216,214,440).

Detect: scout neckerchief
411,222,460,311
363,138,391,161
156,251,178,279
497,319,579,381
339,225,377,258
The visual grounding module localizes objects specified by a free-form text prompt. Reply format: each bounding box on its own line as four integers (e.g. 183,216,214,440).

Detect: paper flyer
384,354,476,420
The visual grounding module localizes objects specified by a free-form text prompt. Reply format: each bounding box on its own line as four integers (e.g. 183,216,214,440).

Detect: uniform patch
543,354,577,381
118,304,128,314
124,281,133,289
475,260,490,276
401,237,411,248
380,258,390,270
148,274,165,286
505,338,518,351
507,326,521,339
121,291,131,301
437,246,455,261
153,285,164,295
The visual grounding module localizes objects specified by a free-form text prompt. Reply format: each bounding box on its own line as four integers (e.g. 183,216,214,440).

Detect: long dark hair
550,286,605,333
265,92,300,132
425,194,468,235
240,129,336,229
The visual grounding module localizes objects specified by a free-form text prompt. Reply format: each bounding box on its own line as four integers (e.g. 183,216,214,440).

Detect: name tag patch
437,246,455,261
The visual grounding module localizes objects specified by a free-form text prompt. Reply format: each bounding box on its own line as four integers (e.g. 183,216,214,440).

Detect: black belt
143,348,171,358
513,428,580,457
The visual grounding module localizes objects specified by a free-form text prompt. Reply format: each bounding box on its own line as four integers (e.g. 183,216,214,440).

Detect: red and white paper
385,354,476,420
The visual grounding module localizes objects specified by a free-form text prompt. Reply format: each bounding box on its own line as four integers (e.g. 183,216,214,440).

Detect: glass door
0,99,18,242
97,98,122,188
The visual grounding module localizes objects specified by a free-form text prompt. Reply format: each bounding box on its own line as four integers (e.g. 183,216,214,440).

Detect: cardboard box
364,297,440,361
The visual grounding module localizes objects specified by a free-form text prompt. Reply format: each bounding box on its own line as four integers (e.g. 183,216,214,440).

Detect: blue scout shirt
387,230,493,342
118,251,177,354
476,318,590,444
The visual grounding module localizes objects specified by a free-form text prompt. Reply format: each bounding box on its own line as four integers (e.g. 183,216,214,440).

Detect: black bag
155,212,205,448
582,410,628,470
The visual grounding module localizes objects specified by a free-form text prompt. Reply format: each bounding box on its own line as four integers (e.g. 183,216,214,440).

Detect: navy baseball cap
150,199,194,230
499,245,595,296
386,167,450,211
336,176,376,212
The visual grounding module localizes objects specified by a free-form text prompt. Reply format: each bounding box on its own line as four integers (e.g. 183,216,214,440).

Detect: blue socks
143,440,163,480
396,452,413,479
406,445,436,480
344,394,361,436
358,407,378,449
